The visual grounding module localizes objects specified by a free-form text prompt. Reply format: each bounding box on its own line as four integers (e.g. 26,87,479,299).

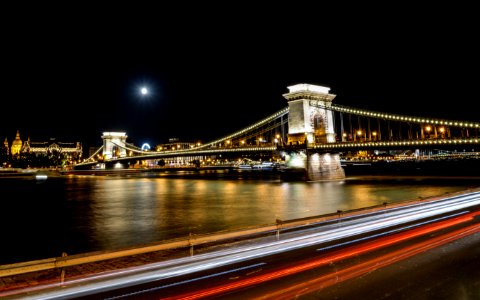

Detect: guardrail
1,188,474,279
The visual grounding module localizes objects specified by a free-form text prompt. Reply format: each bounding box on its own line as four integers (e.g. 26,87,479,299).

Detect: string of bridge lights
311,102,480,129
314,138,480,150
196,107,289,150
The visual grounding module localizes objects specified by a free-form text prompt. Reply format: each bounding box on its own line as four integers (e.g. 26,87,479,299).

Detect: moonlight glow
140,87,148,95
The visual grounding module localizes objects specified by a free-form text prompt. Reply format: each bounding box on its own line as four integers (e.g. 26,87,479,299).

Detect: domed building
2,131,83,167
10,130,22,156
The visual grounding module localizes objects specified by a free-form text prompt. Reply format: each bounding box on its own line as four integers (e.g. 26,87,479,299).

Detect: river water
1,171,479,264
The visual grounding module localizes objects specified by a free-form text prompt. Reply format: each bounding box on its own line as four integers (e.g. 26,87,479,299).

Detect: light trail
259,223,480,300
9,192,480,300
316,210,469,251
104,263,266,300
161,211,479,300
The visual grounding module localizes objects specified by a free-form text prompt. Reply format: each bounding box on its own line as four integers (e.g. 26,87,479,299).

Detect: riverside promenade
1,187,478,298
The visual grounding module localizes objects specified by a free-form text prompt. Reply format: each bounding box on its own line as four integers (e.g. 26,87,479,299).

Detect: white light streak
19,192,480,300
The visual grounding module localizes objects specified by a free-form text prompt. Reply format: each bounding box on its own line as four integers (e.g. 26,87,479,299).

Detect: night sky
1,7,478,151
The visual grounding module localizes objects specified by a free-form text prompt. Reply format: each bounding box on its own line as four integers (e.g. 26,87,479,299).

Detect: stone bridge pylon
102,132,128,160
282,84,345,181
283,83,337,145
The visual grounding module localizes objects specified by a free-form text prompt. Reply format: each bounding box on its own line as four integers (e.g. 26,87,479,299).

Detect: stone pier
282,83,345,181
283,150,345,181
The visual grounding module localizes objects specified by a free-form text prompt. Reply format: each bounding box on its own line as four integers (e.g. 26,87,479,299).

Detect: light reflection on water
0,175,478,264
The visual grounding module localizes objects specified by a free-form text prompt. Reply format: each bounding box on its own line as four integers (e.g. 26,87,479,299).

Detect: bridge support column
282,150,345,181
306,152,345,181
283,84,336,145
102,132,128,160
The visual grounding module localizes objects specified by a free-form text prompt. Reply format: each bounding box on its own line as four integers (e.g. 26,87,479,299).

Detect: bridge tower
102,132,128,160
283,83,336,145
282,84,345,181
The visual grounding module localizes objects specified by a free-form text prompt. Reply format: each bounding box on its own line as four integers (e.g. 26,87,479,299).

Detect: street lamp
357,130,363,142
425,125,432,139
439,127,445,138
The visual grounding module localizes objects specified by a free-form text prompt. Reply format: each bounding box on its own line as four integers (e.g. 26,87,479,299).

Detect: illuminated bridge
75,84,480,180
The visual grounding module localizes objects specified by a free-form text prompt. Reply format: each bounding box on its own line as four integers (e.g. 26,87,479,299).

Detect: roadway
7,191,480,299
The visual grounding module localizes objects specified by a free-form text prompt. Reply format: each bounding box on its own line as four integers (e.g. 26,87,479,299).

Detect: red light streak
264,222,480,300
164,212,479,300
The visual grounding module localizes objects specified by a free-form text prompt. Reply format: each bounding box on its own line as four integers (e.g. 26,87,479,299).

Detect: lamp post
425,125,432,139
356,130,363,142
439,127,445,138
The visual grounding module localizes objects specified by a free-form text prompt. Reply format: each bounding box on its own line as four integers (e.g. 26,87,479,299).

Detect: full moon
141,87,148,95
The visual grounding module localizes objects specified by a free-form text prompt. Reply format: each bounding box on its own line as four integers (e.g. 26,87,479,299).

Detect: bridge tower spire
283,83,336,145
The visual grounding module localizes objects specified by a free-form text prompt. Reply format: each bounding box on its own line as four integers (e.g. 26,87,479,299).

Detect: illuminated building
155,138,197,151
22,137,82,158
155,138,204,167
10,130,23,156
2,131,82,162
